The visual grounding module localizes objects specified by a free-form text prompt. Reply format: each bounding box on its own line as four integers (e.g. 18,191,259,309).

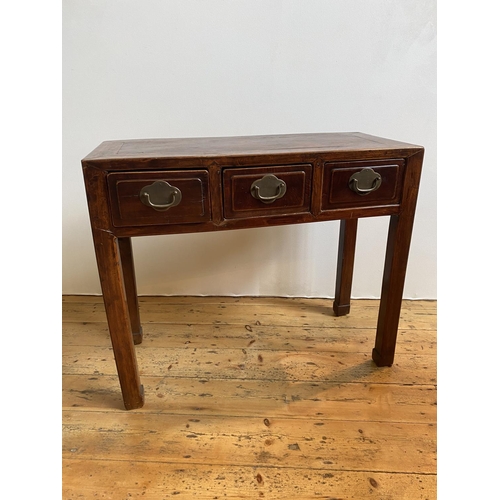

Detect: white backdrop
62,0,436,298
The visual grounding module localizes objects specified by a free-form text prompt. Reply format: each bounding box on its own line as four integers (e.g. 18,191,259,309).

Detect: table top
83,132,423,162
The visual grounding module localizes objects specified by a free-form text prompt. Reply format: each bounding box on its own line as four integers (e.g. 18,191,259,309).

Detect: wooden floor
62,296,437,499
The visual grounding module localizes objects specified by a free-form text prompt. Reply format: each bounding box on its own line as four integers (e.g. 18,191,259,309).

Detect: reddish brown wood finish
83,132,421,165
82,132,424,409
373,149,424,366
117,238,142,345
108,170,211,227
222,164,312,219
83,166,144,410
333,219,358,316
321,159,404,211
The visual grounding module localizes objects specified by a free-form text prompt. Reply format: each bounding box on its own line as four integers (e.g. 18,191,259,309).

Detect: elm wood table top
83,132,420,162
82,132,424,410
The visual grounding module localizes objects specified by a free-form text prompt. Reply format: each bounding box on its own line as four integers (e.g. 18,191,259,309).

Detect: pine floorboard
62,296,437,499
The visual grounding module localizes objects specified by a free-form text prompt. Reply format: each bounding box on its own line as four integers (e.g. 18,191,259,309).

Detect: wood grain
63,411,436,473
83,132,422,164
62,296,436,499
62,322,436,354
63,459,436,499
64,375,436,423
63,344,436,384
62,299,436,330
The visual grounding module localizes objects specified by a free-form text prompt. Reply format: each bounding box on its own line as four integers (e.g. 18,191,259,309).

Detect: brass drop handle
140,181,182,211
349,168,382,196
251,174,287,204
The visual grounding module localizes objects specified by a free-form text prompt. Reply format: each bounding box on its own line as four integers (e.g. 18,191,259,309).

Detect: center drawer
222,164,313,219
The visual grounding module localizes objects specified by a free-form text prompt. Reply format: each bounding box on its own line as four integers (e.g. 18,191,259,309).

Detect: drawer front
107,170,211,227
223,164,313,219
321,159,404,212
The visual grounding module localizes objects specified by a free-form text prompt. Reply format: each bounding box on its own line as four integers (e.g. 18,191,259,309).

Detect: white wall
63,0,436,298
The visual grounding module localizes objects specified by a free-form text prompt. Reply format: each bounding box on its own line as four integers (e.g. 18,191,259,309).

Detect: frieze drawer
107,170,211,227
223,164,313,219
321,159,405,212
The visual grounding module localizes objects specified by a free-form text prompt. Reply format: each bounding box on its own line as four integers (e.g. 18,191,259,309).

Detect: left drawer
107,170,211,227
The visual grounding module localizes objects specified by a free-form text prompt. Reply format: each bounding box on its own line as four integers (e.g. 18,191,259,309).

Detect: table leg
372,214,414,367
333,219,358,316
93,229,144,410
118,238,143,345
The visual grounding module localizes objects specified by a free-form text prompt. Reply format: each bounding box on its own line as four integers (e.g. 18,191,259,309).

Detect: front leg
373,150,423,366
372,214,413,366
93,230,144,410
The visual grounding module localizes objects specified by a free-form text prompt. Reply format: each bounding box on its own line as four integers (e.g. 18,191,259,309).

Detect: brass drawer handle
349,168,382,196
251,174,287,204
140,181,182,211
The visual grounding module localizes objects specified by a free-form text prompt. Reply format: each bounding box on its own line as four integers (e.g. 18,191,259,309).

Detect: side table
82,132,424,410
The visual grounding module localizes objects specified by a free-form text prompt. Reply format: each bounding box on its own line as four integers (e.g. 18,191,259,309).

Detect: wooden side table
82,132,424,410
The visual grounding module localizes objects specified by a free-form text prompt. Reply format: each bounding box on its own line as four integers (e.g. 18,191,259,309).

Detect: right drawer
321,159,405,212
